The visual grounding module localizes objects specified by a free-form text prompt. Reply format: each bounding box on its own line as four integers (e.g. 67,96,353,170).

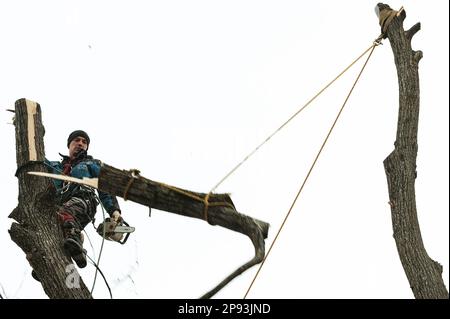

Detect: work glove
111,210,123,223
110,210,124,242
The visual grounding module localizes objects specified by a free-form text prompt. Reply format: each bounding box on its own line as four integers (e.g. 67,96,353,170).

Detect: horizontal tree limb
98,164,269,298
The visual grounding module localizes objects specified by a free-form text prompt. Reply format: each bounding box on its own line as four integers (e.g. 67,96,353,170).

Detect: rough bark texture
9,98,92,299
98,165,269,298
380,5,448,298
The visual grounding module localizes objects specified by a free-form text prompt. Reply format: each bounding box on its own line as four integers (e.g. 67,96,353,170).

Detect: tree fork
378,4,448,298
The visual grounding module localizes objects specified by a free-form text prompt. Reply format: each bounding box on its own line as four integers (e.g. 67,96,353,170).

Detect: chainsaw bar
112,225,135,233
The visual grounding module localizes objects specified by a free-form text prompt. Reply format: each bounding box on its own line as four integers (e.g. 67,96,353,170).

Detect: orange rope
209,42,379,194
243,40,380,299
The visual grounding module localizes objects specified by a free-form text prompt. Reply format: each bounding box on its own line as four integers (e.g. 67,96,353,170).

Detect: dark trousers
57,197,97,230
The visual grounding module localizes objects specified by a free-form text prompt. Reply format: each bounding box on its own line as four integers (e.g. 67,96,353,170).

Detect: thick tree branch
376,4,448,299
98,165,269,298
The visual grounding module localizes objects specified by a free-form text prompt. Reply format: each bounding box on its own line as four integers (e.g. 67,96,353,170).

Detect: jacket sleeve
98,190,121,215
89,160,121,216
44,158,62,173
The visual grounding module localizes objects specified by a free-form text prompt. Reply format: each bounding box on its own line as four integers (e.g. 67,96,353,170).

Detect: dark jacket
45,150,120,216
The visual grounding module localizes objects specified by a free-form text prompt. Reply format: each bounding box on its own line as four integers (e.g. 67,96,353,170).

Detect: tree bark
9,98,92,299
379,5,448,298
98,165,269,298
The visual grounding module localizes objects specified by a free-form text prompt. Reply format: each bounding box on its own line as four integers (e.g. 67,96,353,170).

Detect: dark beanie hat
67,130,90,148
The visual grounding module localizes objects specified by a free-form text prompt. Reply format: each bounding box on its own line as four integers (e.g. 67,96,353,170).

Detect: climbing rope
121,39,383,228
243,38,381,298
86,253,113,298
122,167,236,223
136,40,381,226
208,41,380,195
153,180,235,223
90,199,109,297
123,169,141,201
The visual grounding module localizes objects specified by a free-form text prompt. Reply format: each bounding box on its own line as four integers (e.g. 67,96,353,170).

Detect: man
45,130,122,269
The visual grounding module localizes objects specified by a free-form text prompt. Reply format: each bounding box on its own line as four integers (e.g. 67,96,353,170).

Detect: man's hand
111,210,122,223
110,210,124,242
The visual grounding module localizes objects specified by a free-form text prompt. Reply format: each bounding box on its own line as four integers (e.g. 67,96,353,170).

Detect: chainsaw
96,218,135,244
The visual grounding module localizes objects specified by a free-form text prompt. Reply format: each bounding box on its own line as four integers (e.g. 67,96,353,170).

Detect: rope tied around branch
123,169,141,201
203,192,211,223
123,168,234,224
157,182,234,225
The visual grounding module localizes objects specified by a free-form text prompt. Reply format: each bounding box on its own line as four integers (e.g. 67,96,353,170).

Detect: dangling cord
86,253,112,299
90,198,107,296
83,229,96,267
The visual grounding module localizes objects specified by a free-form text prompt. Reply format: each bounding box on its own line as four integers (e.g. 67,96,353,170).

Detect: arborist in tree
32,130,122,280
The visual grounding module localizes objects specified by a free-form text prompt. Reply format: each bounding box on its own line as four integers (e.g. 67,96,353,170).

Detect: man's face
69,136,88,159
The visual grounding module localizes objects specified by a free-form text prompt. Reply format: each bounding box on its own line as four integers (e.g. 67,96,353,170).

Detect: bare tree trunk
379,4,448,298
9,98,92,299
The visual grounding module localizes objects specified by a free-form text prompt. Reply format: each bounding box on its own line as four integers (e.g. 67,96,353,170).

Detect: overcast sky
0,0,448,299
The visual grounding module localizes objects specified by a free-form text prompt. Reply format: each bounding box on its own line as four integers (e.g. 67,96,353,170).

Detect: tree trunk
9,98,92,299
379,4,448,298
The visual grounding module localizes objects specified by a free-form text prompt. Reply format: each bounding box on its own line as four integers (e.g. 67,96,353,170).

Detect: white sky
0,0,448,299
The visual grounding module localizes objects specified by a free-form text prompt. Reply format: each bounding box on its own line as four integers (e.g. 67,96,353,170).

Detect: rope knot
374,34,384,46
